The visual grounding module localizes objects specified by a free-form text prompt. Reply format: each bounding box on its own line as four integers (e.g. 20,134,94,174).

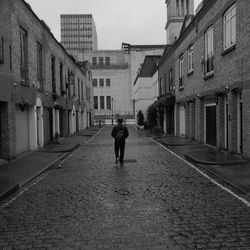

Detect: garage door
16,105,29,154
179,105,186,137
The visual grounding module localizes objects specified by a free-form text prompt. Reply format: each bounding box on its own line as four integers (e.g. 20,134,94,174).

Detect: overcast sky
25,0,202,50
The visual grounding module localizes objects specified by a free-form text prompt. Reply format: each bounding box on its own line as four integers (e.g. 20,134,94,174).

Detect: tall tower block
165,0,194,44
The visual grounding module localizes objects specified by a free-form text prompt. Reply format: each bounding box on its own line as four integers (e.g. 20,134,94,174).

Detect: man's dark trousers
115,140,125,163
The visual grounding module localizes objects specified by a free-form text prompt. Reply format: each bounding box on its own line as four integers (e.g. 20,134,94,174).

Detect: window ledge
204,72,214,80
187,70,194,76
221,44,236,56
179,86,184,91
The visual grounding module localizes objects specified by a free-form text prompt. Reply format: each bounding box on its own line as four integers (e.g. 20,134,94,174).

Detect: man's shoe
115,157,119,164
120,162,124,167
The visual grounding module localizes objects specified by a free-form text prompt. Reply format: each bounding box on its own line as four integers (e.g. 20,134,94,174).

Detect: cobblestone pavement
1,125,250,249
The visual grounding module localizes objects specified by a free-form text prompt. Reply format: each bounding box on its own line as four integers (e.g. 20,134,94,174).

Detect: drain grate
124,159,137,163
115,189,130,196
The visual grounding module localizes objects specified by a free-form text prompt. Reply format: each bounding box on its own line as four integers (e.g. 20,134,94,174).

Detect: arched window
186,0,189,14
176,0,179,15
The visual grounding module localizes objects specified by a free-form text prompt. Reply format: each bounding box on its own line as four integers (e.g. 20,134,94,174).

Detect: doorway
205,104,216,146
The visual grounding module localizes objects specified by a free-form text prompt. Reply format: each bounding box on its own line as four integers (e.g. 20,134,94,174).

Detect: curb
0,128,100,203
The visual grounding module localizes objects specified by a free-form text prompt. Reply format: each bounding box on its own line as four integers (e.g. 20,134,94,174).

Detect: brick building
0,0,93,160
158,0,250,158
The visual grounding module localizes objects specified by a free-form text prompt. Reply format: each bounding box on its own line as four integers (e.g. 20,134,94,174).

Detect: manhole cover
124,159,137,163
115,189,130,196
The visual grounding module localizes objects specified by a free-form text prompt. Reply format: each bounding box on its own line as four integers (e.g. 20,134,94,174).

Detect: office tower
60,14,98,56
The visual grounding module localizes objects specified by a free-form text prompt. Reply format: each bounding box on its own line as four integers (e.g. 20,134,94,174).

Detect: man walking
111,118,129,166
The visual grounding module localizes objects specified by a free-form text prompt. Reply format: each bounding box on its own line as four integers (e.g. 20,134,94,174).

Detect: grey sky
25,0,202,50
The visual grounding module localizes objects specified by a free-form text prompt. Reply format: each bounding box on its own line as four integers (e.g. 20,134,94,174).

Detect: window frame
106,96,111,109
106,78,111,87
223,3,236,51
204,26,214,76
94,96,98,109
99,78,104,87
100,96,105,109
179,54,184,89
20,27,28,84
92,78,98,87
187,45,194,74
37,42,43,89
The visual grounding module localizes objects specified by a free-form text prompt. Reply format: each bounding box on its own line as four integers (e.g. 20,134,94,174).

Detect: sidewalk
147,131,250,194
0,125,101,201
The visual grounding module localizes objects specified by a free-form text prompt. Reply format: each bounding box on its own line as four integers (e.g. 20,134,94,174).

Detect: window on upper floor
106,96,111,109
51,55,56,93
159,77,163,96
37,42,43,90
181,0,184,15
93,78,97,87
169,69,173,91
106,78,111,87
105,57,110,65
92,57,97,65
94,96,98,109
99,57,104,65
204,26,214,75
99,78,104,87
20,27,28,84
100,96,104,109
179,54,184,89
188,45,194,74
186,0,189,14
223,4,236,51
59,63,63,93
176,0,179,15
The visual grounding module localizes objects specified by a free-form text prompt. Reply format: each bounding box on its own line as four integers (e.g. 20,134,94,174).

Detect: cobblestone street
1,125,250,249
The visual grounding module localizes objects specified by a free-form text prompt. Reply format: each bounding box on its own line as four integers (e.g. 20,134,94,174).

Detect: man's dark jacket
111,124,129,142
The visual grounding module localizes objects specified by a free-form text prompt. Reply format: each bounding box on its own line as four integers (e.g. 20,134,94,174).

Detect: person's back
111,118,129,166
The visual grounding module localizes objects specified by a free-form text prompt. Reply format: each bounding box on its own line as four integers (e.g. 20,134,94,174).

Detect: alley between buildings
1,125,250,249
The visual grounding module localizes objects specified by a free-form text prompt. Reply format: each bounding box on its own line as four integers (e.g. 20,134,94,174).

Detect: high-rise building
60,14,98,56
165,0,194,44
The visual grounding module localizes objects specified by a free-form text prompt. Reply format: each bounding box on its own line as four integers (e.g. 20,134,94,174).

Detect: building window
106,78,111,87
223,4,236,50
93,78,97,87
81,81,84,101
0,37,4,64
94,96,98,109
159,77,163,96
51,55,56,93
99,78,104,87
188,45,194,73
176,0,179,15
37,43,43,89
20,27,28,84
181,0,184,15
204,26,214,75
186,0,189,14
59,63,63,93
99,57,104,65
179,54,184,88
92,57,97,65
100,96,104,109
169,69,173,91
106,96,111,109
164,73,167,94
78,78,81,101
105,57,110,65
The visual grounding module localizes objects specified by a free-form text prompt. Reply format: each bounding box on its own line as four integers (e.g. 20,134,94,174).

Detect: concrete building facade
0,0,93,160
60,14,98,56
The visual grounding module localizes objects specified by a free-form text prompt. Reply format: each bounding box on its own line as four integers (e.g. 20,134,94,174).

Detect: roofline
21,0,86,74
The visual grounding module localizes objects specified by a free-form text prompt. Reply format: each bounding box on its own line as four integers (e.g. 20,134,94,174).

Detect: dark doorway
59,110,64,137
167,106,174,134
43,108,53,145
206,105,216,146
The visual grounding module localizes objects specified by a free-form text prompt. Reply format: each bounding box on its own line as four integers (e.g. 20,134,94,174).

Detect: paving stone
0,125,250,248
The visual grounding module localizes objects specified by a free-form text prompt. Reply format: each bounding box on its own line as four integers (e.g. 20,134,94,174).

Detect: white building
133,56,161,123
